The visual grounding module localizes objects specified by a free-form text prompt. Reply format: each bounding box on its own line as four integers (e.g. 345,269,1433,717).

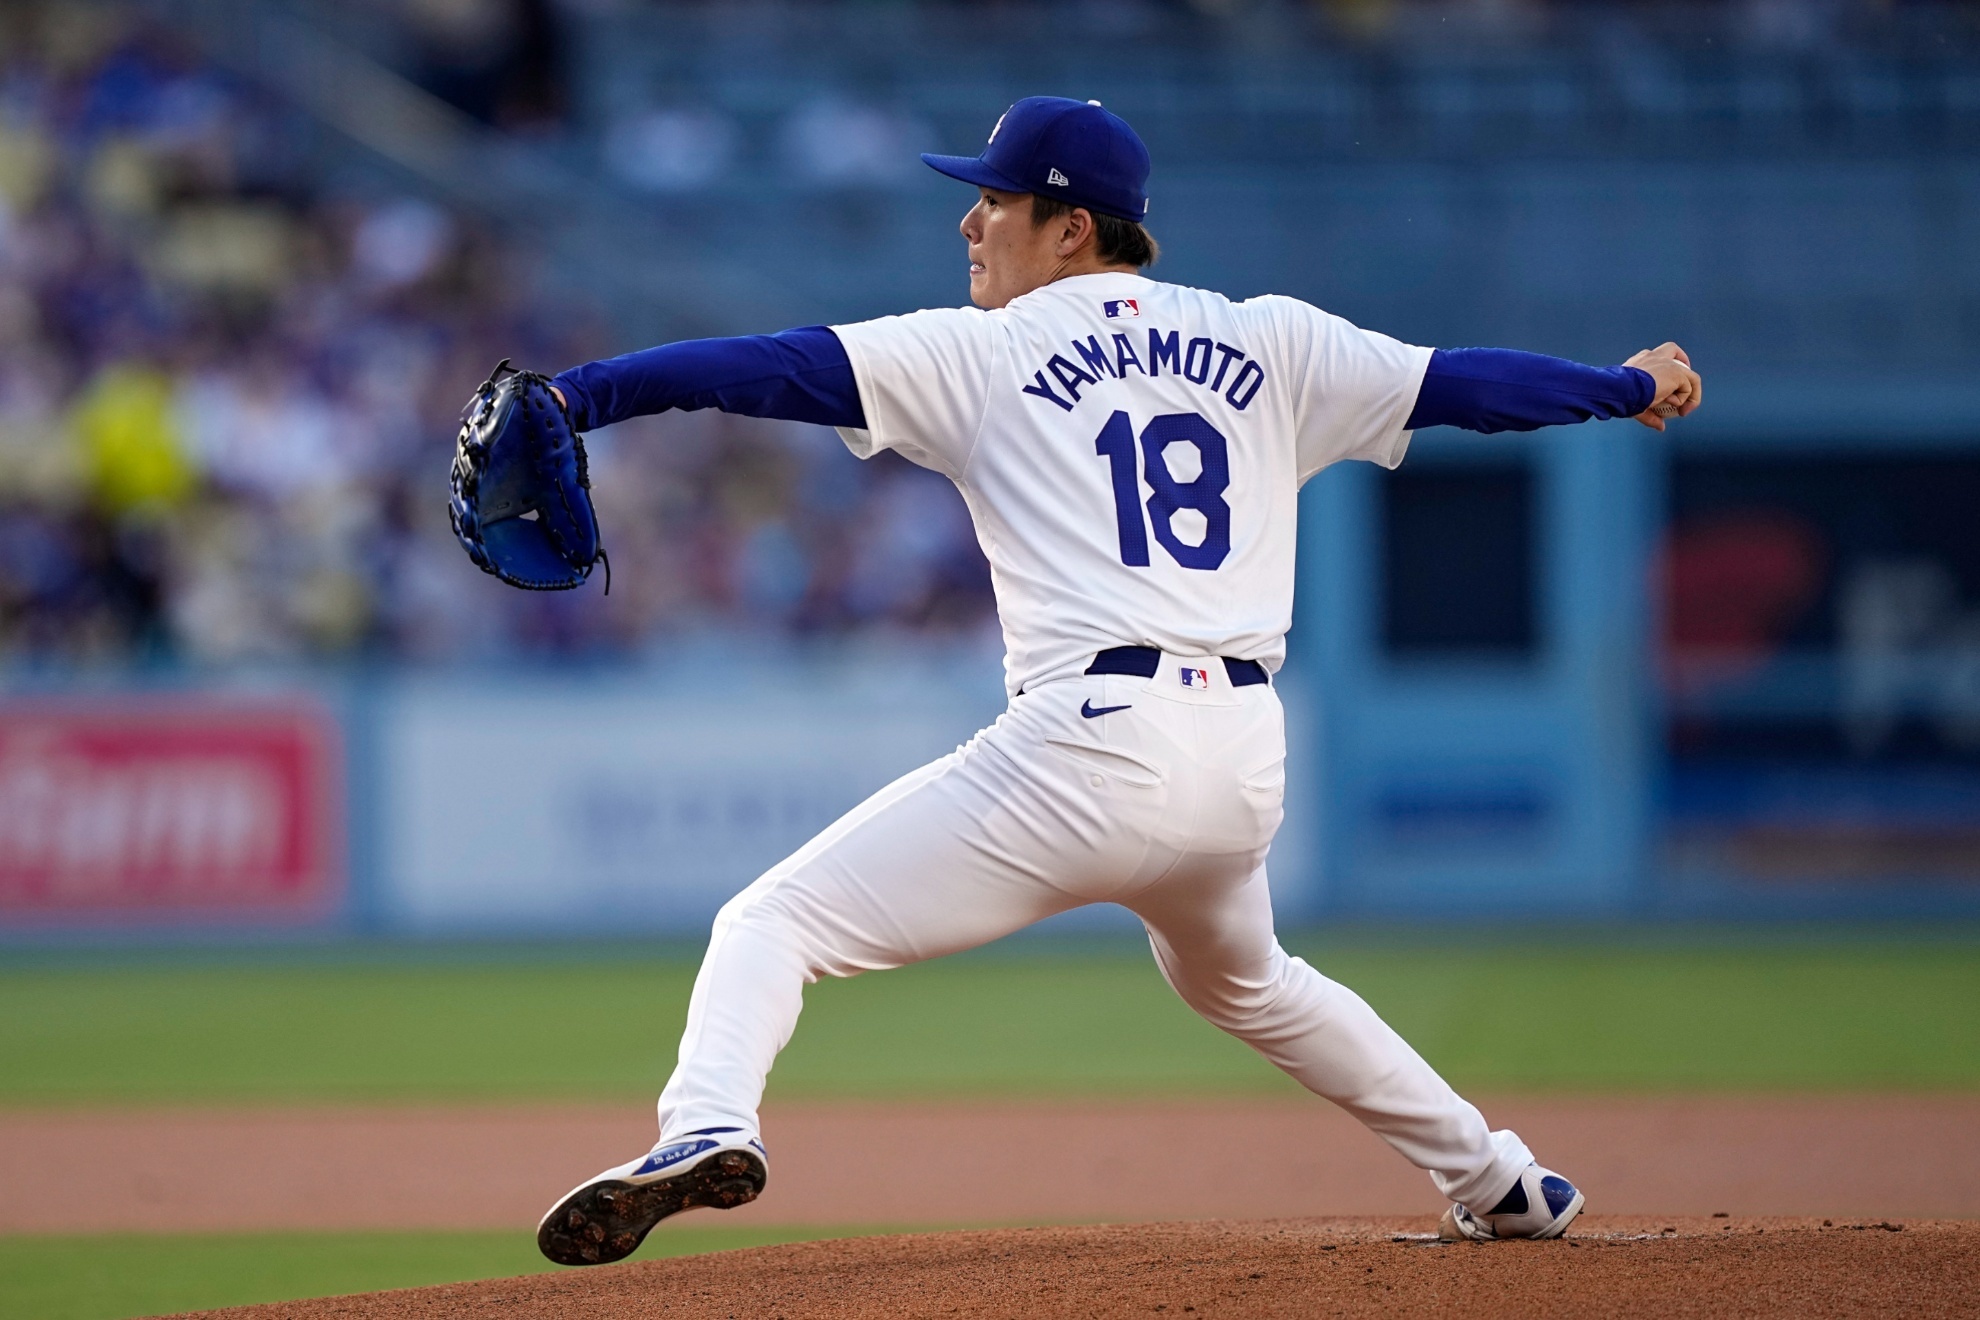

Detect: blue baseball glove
449,360,607,592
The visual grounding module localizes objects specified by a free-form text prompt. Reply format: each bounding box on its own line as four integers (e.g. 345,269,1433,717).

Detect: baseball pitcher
457,97,1700,1265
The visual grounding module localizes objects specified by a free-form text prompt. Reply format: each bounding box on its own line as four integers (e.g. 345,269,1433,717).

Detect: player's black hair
1028,195,1160,268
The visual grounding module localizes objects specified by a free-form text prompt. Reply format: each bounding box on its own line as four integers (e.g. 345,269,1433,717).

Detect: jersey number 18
1093,410,1231,570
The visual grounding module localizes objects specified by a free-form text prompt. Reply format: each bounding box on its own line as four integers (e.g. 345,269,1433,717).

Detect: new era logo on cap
1047,167,1070,186
1104,299,1140,318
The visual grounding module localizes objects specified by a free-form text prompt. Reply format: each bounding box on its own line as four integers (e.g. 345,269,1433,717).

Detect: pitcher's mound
176,1216,1976,1319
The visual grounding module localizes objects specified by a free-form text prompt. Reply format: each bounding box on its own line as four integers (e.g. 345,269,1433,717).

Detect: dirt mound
169,1216,1976,1319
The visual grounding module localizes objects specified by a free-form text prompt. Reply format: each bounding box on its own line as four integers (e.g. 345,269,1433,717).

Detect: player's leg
542,718,1125,1264
656,753,1060,1137
656,688,1178,1139
1125,855,1532,1213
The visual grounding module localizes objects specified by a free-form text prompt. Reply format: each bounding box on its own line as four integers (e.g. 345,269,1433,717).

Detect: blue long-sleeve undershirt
1406,348,1655,433
551,326,866,432
550,331,1655,439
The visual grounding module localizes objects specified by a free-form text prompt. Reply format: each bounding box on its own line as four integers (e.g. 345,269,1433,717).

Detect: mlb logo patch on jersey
1179,666,1210,689
1103,299,1141,319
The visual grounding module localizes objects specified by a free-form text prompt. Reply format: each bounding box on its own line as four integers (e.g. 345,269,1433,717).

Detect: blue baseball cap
922,96,1151,222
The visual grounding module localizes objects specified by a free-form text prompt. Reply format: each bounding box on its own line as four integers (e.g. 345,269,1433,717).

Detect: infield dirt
10,1094,1978,1233
168,1216,1977,1319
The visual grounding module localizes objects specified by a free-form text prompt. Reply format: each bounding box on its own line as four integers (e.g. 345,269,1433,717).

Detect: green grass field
3,933,1977,1105
3,930,1976,1318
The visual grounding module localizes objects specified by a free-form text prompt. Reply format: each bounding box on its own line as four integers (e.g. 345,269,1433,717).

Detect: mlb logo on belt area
1104,298,1141,318
1179,666,1210,688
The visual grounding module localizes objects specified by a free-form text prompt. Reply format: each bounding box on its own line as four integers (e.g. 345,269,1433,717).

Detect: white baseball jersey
832,270,1431,695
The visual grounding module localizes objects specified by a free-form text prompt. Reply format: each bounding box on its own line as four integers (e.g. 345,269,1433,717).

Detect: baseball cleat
1439,1163,1584,1241
536,1127,767,1266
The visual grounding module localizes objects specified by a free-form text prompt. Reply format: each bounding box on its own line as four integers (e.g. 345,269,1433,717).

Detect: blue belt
1085,646,1269,687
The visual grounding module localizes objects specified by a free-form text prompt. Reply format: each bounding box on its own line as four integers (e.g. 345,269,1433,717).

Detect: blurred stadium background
3,0,1980,935
1,0,1978,1316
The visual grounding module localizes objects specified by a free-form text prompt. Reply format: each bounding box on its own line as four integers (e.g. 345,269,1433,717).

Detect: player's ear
1059,207,1097,257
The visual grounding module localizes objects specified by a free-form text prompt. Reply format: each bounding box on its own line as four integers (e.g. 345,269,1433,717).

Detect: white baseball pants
656,652,1533,1209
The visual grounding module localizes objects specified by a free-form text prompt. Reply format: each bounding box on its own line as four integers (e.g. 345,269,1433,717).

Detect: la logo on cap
1048,168,1069,186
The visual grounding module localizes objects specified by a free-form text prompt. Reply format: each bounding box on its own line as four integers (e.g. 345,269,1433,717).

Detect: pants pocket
1044,738,1165,789
1240,756,1286,796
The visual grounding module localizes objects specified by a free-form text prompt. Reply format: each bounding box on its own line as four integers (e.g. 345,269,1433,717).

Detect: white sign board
378,664,1004,933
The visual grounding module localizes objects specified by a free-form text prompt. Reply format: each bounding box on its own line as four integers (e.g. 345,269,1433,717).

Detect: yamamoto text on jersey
1021,328,1267,414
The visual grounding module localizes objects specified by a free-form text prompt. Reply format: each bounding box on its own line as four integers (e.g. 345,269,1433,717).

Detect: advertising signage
0,697,342,923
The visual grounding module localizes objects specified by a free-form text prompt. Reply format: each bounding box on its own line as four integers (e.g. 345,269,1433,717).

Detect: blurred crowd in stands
4,0,1960,672
0,3,996,668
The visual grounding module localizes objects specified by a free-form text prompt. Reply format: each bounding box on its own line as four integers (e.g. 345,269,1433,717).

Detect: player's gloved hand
1624,342,1702,431
448,360,608,591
